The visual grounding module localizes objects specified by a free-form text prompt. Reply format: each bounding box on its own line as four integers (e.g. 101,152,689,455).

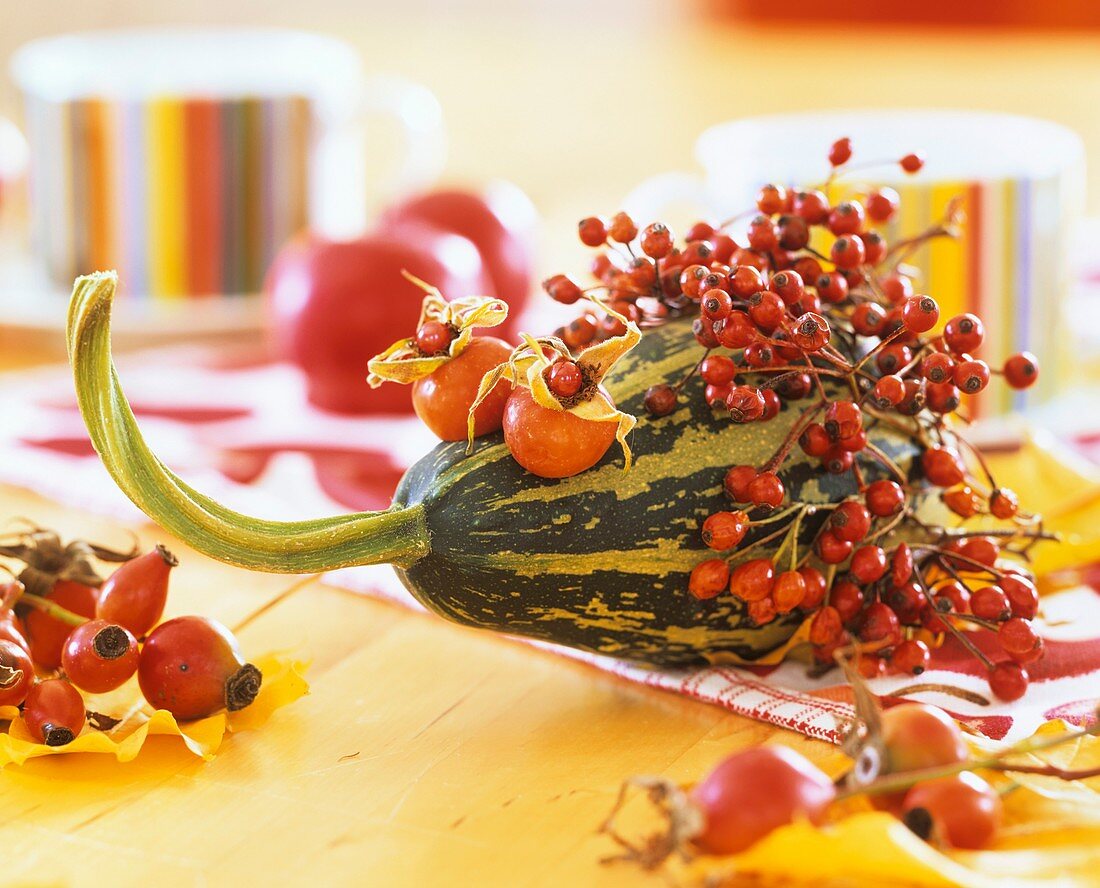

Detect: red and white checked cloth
2,346,1098,744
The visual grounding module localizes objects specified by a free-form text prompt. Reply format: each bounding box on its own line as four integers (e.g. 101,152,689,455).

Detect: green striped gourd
67,272,920,666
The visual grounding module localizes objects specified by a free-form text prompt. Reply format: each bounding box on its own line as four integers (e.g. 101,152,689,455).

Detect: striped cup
624,110,1085,414
10,28,446,299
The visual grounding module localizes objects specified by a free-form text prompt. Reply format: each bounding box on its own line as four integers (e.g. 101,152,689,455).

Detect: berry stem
19,592,88,627
762,399,827,474
836,716,1100,801
860,441,908,485
912,569,996,670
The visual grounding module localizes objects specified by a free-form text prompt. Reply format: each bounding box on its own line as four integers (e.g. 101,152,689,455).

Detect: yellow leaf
0,654,307,767
982,433,1100,578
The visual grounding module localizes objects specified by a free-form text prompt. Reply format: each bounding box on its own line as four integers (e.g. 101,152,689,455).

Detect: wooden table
2,13,1099,886
0,484,836,887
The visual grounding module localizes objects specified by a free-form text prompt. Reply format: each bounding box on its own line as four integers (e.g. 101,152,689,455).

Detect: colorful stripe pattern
24,94,312,298
813,175,1073,412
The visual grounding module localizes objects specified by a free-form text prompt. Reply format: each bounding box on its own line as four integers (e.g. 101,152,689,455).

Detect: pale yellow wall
4,1,1100,219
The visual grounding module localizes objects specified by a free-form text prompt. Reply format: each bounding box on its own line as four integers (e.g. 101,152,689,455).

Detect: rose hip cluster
605,697,1100,868
542,138,1049,702
0,529,261,745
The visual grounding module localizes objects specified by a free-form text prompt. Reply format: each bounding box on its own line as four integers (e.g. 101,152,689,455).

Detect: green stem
20,592,88,627
66,273,430,573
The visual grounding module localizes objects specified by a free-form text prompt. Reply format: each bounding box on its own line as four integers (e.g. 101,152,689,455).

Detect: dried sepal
366,272,508,387
835,646,888,789
466,300,641,470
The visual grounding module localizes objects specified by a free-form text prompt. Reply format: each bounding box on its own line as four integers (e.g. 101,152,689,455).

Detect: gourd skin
392,319,919,666
67,273,922,667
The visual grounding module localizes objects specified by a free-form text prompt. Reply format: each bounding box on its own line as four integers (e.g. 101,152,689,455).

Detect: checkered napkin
2,346,1097,744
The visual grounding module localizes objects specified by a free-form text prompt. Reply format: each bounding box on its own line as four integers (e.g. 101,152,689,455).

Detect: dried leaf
0,654,307,766
467,299,641,468
366,273,508,386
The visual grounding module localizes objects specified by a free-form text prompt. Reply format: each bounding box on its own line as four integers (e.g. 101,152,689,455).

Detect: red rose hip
62,620,140,694
24,679,86,746
97,544,178,638
138,617,262,720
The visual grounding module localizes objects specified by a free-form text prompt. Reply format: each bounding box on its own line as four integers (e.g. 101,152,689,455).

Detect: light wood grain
0,484,833,888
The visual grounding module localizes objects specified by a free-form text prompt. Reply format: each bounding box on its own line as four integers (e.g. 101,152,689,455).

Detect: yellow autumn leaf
966,720,1100,808
0,654,308,766
981,433,1100,578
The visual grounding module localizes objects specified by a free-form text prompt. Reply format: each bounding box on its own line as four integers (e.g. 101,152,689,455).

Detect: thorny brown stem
835,716,1100,802
861,441,909,485
762,399,827,473
912,569,995,669
863,505,912,545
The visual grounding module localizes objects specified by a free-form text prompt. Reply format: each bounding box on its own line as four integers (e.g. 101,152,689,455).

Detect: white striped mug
9,28,446,298
623,110,1085,414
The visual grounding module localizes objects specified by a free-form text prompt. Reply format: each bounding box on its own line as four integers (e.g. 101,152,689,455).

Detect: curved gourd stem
66,272,429,573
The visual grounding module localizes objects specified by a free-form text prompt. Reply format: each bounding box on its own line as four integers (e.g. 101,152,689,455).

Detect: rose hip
97,544,178,638
138,617,262,720
62,620,140,694
24,679,85,746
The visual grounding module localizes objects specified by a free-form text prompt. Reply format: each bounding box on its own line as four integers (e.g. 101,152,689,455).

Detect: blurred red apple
380,181,537,330
266,226,488,414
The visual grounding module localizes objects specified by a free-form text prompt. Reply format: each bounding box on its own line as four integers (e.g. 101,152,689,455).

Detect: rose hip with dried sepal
1004,352,1039,389
138,617,262,720
62,620,140,694
830,501,871,543
729,559,775,602
1001,572,1039,620
701,511,748,551
96,544,178,638
643,384,677,418
971,586,1011,621
892,640,931,676
24,679,85,746
988,661,1029,701
690,746,835,855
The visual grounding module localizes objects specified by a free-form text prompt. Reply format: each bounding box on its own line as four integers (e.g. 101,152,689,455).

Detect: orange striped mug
623,111,1085,413
10,28,446,298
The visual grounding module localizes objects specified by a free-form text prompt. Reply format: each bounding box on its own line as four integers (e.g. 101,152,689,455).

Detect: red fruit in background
902,772,1001,849
881,703,967,774
138,617,262,721
412,337,514,440
24,679,86,746
380,182,537,311
24,579,99,670
691,746,835,854
97,545,178,638
266,228,489,414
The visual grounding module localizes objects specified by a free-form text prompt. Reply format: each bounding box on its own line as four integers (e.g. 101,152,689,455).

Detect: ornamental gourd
67,272,919,667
